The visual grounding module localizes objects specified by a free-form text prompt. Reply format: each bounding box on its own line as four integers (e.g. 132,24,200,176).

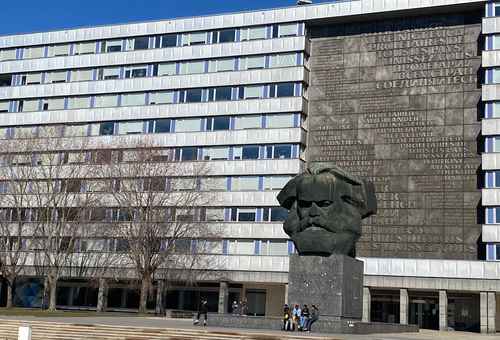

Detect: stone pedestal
287,254,363,320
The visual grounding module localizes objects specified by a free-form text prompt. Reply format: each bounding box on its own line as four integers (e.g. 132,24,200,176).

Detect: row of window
0,82,302,113
1,237,293,256
0,175,292,194
1,144,300,166
0,52,304,87
0,206,288,223
484,136,500,153
486,2,500,18
486,207,500,224
1,113,300,139
485,171,500,188
0,23,304,61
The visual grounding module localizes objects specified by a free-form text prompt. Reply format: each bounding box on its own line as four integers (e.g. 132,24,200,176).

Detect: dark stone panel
308,13,482,260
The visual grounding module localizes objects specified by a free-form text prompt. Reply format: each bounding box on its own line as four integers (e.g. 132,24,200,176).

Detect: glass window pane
242,26,267,41
268,240,288,255
75,42,96,55
180,147,198,161
67,96,90,109
122,93,145,106
232,177,259,191
64,124,88,137
279,23,298,37
180,61,205,75
24,47,44,59
235,115,261,129
46,98,65,110
161,34,177,48
214,87,232,101
211,116,230,130
48,44,70,57
149,91,174,104
244,86,263,99
493,102,500,118
130,36,149,50
119,121,143,135
209,58,234,72
158,63,176,76
242,146,259,159
270,53,296,67
270,207,288,221
102,67,120,79
264,176,292,191
244,56,266,70
275,83,295,97
206,208,225,221
200,178,226,191
237,210,256,222
94,95,118,107
0,49,17,61
184,89,202,103
494,69,500,84
124,66,147,78
99,122,115,136
20,99,39,112
218,29,236,43
0,101,8,112
25,73,42,85
46,71,67,83
154,119,171,133
189,32,207,45
202,147,229,160
274,145,292,159
176,118,201,132
267,114,294,128
105,40,122,52
72,69,93,82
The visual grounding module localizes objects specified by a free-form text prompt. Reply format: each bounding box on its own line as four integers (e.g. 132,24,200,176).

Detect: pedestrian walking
193,297,208,326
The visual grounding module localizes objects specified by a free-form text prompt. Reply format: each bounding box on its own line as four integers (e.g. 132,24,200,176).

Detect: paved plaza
0,316,498,340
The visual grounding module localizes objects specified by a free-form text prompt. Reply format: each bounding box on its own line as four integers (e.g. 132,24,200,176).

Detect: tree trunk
6,282,13,309
139,276,151,314
48,276,57,312
155,280,165,315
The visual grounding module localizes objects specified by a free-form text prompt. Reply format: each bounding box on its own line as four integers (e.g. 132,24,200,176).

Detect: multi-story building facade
0,0,500,334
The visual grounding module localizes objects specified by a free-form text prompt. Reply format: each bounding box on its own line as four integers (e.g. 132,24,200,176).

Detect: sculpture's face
283,173,364,256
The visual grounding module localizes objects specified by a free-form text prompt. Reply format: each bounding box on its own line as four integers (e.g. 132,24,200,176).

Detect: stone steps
0,319,340,340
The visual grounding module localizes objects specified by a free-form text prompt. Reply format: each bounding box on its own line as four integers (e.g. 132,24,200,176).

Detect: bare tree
100,145,218,313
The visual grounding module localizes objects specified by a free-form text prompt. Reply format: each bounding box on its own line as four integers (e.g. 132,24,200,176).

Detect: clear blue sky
0,0,334,36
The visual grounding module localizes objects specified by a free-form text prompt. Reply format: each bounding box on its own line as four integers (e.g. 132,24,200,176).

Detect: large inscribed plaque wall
308,14,482,259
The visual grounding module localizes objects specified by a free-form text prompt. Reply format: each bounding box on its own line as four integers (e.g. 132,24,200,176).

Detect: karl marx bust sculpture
277,165,377,257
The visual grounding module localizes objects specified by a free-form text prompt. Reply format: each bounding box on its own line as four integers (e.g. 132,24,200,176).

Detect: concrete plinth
288,254,363,320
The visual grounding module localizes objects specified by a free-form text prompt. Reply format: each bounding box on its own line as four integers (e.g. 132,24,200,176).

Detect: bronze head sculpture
277,164,377,257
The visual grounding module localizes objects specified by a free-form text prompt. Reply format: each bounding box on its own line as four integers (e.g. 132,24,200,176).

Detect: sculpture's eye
316,200,333,207
342,195,362,208
298,200,312,208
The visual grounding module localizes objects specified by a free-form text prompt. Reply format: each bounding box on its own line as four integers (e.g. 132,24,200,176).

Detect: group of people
283,303,319,332
231,299,248,316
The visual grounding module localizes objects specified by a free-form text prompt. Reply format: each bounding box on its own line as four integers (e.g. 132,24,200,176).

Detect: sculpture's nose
309,202,320,217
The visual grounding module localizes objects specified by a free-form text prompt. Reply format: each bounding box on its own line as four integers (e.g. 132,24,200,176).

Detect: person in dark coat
301,304,310,330
193,297,208,326
282,304,291,331
305,304,319,332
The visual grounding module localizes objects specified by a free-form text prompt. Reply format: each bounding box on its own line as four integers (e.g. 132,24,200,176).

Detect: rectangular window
22,73,43,85
122,93,145,106
273,83,295,97
231,208,257,222
242,85,263,99
118,121,143,135
235,115,261,129
241,56,266,70
207,116,230,131
0,49,17,61
157,63,177,76
124,66,147,78
178,147,198,161
232,177,259,191
20,99,39,112
182,32,207,46
71,69,93,82
210,87,232,101
43,98,65,111
46,71,67,83
67,96,90,109
216,29,237,43
176,118,201,132
495,171,500,188
64,124,88,137
47,44,70,57
279,23,299,37
493,102,500,118
180,61,205,75
264,176,292,191
103,40,123,53
150,119,171,133
0,101,8,113
270,53,296,68
208,58,235,72
149,91,174,104
229,240,255,255
267,114,294,128
241,26,267,41
183,89,203,103
159,34,177,48
202,147,229,160
99,67,121,80
99,122,115,136
125,36,149,51
267,144,292,159
263,207,288,222
75,42,96,55
24,46,44,59
233,145,259,160
495,137,500,153
493,36,500,50
268,240,288,256
94,95,118,107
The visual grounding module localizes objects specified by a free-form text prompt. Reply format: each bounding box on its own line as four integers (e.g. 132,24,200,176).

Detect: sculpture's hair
277,164,377,218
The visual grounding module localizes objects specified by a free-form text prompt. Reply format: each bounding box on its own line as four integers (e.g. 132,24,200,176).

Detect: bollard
18,325,31,340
